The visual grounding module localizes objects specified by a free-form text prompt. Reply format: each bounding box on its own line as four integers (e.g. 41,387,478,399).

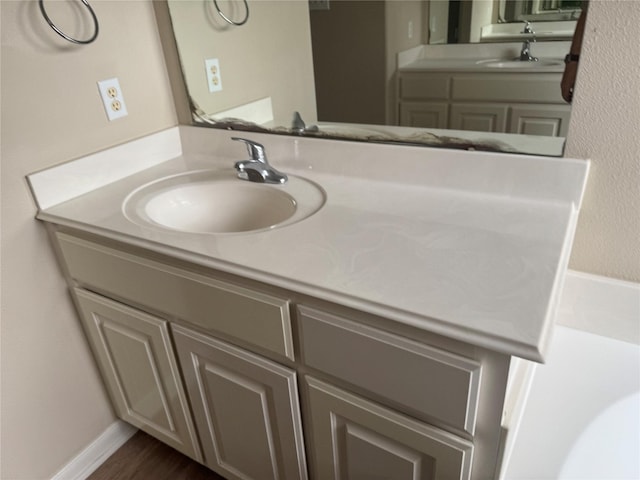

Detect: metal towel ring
213,0,250,26
39,0,99,45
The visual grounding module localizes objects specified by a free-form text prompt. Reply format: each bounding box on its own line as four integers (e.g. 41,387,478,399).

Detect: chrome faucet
519,40,538,62
291,111,319,134
232,137,288,184
522,21,534,34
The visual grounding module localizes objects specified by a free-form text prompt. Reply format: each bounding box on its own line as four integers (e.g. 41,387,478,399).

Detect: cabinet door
509,104,572,137
72,289,202,461
305,377,473,480
450,103,509,133
172,324,307,480
399,102,448,129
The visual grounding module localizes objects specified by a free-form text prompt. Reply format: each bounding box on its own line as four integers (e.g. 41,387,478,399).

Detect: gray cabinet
297,306,482,435
56,233,294,360
297,306,505,480
400,102,449,129
450,103,509,133
54,230,516,480
72,289,202,461
397,71,571,137
305,377,473,480
172,325,307,480
510,104,572,136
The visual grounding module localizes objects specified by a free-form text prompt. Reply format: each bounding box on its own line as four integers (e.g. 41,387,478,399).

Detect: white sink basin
124,169,325,234
476,58,564,69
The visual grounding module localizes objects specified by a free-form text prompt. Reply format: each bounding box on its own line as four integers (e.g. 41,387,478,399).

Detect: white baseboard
50,421,138,480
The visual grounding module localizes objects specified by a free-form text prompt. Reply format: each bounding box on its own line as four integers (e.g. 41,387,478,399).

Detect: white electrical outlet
205,58,223,93
97,78,128,121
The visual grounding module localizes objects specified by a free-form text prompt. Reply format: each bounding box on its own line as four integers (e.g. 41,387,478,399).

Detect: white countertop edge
535,204,582,362
38,212,547,362
27,128,183,210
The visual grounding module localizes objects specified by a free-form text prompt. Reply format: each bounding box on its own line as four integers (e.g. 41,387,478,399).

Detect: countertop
29,126,589,362
399,56,565,73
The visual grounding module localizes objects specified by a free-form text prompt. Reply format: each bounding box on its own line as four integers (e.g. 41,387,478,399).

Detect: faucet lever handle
231,137,268,163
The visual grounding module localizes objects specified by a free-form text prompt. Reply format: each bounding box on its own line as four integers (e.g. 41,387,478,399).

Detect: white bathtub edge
556,270,640,345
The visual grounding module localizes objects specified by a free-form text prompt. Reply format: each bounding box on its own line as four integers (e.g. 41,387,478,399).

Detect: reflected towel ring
39,0,99,45
213,0,249,26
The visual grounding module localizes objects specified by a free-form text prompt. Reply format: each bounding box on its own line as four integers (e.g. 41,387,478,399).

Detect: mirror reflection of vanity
159,0,582,156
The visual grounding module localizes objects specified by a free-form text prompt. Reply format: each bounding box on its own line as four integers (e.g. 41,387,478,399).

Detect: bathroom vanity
29,126,589,480
397,58,570,137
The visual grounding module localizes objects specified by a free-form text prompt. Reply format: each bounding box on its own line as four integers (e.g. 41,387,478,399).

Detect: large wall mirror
162,0,583,156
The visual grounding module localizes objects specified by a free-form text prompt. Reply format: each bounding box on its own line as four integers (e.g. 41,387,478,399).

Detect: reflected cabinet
398,71,571,137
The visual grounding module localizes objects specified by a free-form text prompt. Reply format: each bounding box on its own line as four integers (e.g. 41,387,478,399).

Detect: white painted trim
28,127,182,210
50,421,137,480
557,270,640,345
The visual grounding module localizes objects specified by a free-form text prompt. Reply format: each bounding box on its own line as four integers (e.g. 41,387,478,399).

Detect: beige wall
167,0,316,126
0,1,177,478
565,0,640,283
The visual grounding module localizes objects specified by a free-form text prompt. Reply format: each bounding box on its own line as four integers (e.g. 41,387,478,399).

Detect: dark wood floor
88,431,226,480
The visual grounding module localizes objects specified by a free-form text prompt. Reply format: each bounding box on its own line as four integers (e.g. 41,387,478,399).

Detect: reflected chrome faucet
291,111,319,134
522,21,534,34
519,40,538,62
232,137,288,184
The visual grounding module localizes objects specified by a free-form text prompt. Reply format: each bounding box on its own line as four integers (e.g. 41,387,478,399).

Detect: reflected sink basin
476,58,564,69
124,169,325,234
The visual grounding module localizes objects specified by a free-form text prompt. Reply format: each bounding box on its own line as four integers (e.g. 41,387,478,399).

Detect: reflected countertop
399,56,566,73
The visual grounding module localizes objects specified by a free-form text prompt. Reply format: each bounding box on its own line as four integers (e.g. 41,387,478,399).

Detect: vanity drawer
297,306,481,434
56,233,294,360
398,73,450,100
451,74,565,103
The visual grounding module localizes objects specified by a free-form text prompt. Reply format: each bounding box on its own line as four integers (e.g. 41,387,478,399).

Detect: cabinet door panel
342,422,435,479
306,377,473,480
450,104,509,133
510,105,572,137
399,102,448,129
73,288,202,461
173,325,307,480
